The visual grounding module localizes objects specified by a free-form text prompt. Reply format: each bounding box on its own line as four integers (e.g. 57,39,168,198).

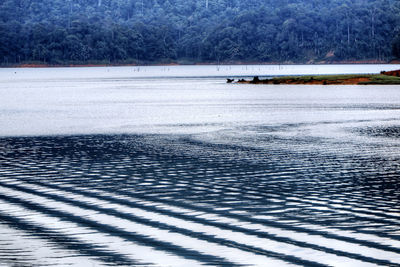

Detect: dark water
1,65,400,266
1,129,400,266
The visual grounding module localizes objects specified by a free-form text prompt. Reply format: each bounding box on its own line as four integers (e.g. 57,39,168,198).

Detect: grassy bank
236,74,400,85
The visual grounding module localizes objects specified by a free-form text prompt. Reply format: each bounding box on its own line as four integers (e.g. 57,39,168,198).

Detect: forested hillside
1,0,400,65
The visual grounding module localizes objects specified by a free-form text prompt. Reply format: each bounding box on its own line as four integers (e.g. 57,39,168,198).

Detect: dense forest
1,0,400,65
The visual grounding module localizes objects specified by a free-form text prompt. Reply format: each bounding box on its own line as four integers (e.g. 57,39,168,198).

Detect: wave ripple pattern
0,132,400,266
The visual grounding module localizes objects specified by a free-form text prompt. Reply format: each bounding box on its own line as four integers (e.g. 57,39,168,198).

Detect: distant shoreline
2,59,399,68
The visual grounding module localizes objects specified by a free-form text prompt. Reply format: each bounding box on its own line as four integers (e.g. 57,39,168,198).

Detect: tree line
1,0,400,65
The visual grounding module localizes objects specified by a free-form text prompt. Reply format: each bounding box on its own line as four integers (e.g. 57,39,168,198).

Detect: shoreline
234,73,400,85
2,60,398,69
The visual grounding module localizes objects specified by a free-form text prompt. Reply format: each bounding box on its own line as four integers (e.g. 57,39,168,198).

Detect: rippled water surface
1,65,400,266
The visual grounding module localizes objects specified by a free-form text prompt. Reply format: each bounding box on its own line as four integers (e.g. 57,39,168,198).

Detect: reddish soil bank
237,77,372,85
381,69,400,77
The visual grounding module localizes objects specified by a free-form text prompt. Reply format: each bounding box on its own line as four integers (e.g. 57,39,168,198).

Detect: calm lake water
0,65,400,266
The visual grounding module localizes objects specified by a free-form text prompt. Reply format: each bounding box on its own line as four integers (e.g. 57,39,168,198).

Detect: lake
0,64,400,266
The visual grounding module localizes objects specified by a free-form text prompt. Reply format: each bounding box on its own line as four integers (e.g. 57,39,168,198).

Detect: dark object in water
226,78,235,83
250,76,260,83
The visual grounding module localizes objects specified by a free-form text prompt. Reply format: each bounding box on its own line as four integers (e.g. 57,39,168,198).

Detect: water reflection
0,128,400,266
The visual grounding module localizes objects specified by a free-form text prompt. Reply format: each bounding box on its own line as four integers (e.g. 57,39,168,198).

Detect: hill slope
1,0,399,65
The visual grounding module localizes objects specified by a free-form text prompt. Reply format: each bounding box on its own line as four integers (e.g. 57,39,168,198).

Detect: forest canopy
1,0,400,65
